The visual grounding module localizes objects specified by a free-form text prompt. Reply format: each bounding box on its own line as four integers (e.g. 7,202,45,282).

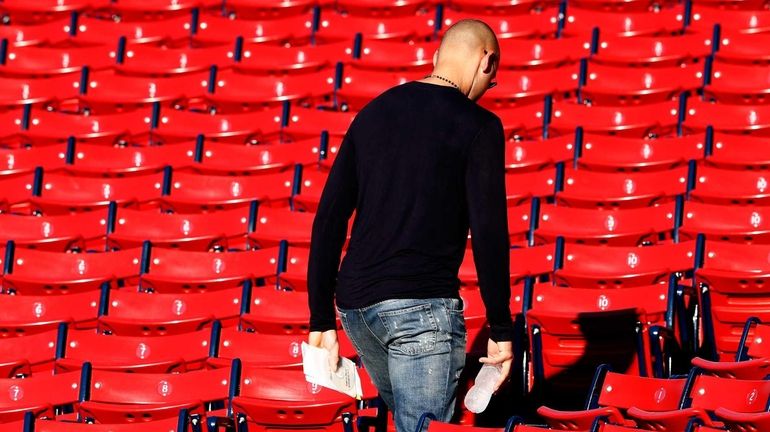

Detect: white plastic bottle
463,364,502,414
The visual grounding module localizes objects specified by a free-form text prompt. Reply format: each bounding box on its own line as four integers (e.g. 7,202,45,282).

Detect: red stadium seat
65,142,194,177
192,138,334,175
534,203,677,246
562,6,687,37
241,287,324,334
505,168,557,206
162,171,295,212
576,133,704,172
627,374,770,431
0,172,38,213
79,366,232,423
0,210,109,252
527,283,672,393
441,10,559,39
32,171,165,214
113,44,234,77
480,65,580,109
679,201,770,244
0,144,68,176
498,37,592,69
704,61,770,104
554,241,695,288
580,63,701,106
706,131,770,170
690,165,770,205
314,13,435,42
233,42,351,75
714,32,770,65
592,33,713,67
0,75,78,110
33,418,183,432
0,45,113,77
690,6,770,34
73,16,192,46
222,0,317,19
547,99,680,138
292,167,342,212
557,166,688,208
0,328,59,376
0,370,81,422
353,40,437,71
684,99,770,135
537,367,686,430
692,318,770,379
193,14,314,46
140,247,280,292
3,247,142,294
98,286,244,335
504,135,574,172
247,206,321,247
57,328,211,373
108,207,251,251
152,108,284,144
565,0,675,12
0,289,99,335
333,0,429,16
21,109,150,146
0,0,109,24
334,67,426,111
99,0,220,21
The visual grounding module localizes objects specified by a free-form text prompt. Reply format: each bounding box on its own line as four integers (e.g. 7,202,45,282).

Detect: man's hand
479,339,513,392
308,329,340,372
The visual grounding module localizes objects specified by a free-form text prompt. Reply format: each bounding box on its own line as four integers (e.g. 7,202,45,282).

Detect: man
307,19,514,432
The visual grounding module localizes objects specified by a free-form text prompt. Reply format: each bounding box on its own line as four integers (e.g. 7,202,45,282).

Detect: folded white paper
301,342,363,400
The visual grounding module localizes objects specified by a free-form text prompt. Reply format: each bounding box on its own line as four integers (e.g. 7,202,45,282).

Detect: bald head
426,19,500,101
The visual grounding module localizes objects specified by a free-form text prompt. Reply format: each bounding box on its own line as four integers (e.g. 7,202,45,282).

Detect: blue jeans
338,298,466,432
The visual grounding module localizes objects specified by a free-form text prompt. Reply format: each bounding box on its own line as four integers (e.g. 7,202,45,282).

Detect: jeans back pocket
377,303,440,356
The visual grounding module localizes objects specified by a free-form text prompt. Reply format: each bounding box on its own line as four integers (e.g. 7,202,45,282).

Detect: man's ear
482,51,496,74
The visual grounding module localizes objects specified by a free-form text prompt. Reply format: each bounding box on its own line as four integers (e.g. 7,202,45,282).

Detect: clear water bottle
463,364,502,414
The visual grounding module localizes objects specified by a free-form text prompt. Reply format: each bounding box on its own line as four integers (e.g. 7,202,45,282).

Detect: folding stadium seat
505,203,537,245
0,20,59,47
626,373,770,431
3,246,142,294
0,45,114,77
152,108,285,145
680,201,770,244
576,133,705,172
0,328,59,377
203,70,335,112
31,171,165,214
333,66,425,111
695,241,770,358
107,206,251,251
98,286,245,335
0,172,38,213
231,366,360,430
291,167,337,212
562,0,674,11
207,326,358,369
705,131,770,170
0,210,109,252
282,106,356,140
352,39,437,71
233,42,351,75
703,61,770,104
497,37,592,69
556,166,689,208
440,9,559,39
0,290,100,335
112,44,235,77
691,317,770,379
78,365,234,423
192,14,314,46
313,13,436,43
689,165,770,205
0,370,82,422
73,15,192,46
0,0,109,24
221,0,317,19
240,287,321,334
480,65,580,109
527,283,674,394
553,241,695,288
65,142,194,177
333,0,429,16
0,144,68,176
546,99,680,138
33,417,185,432
275,245,311,291
690,7,770,35
592,33,713,67
561,6,687,37
139,246,280,292
534,203,678,246
537,366,687,430
505,168,558,206
446,0,558,14
505,135,574,172
462,243,555,287
0,75,79,111
56,328,211,373
76,71,207,114
683,99,770,135
97,0,221,21
161,171,295,212
579,63,702,106
713,32,770,65
247,206,319,248
20,109,151,146
192,138,335,175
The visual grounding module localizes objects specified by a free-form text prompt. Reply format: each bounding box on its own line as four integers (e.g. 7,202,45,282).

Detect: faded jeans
338,298,466,432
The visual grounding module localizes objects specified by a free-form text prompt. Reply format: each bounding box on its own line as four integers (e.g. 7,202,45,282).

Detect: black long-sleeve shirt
307,81,514,342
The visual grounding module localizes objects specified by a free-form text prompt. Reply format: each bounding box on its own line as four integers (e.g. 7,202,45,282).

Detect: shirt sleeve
465,116,515,342
307,132,358,332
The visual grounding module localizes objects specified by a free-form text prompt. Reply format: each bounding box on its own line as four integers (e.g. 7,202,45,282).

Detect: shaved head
423,19,500,102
